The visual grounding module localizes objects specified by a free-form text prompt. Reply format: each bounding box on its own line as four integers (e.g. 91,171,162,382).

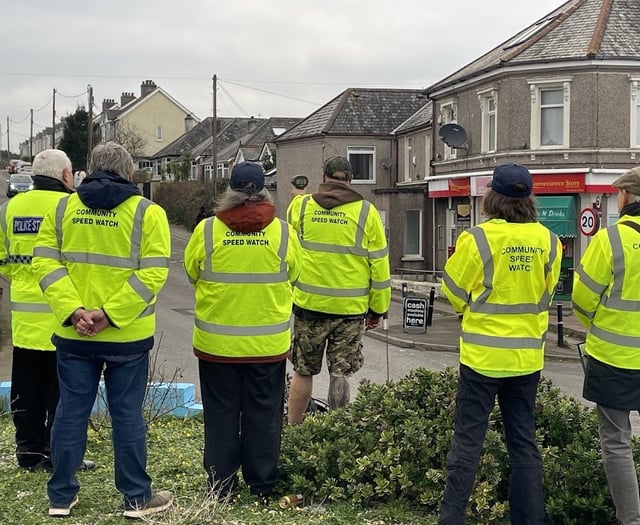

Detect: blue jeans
47,350,152,509
439,365,544,525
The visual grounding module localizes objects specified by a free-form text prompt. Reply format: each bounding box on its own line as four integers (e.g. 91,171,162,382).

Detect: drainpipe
426,88,439,276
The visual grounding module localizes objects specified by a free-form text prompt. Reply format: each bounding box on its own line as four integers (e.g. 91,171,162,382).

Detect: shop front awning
536,196,577,237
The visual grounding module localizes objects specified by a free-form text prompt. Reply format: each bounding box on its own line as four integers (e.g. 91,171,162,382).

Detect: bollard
427,287,435,327
401,281,408,298
556,303,565,347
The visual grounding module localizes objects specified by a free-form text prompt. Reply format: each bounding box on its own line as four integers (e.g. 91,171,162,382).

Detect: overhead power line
57,89,89,99
11,113,30,125
220,78,320,106
218,83,249,116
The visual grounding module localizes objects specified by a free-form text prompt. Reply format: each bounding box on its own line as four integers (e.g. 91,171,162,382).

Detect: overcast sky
1,0,564,154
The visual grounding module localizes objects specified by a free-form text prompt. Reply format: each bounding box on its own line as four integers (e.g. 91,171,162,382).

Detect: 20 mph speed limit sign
578,207,598,236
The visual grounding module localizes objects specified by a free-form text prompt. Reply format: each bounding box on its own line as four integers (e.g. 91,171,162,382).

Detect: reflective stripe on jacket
442,219,561,374
0,191,69,350
286,194,391,316
184,216,301,358
573,216,640,369
31,193,170,343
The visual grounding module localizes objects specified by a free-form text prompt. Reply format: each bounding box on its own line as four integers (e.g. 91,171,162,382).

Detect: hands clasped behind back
72,308,111,337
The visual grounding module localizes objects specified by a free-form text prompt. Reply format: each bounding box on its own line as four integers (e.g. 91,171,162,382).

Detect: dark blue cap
487,163,532,198
230,162,264,194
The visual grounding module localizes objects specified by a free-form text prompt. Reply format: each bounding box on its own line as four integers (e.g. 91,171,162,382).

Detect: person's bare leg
328,376,350,410
287,372,313,425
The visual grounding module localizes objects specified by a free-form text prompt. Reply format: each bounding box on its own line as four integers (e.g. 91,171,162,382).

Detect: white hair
32,149,72,180
215,188,272,213
89,142,134,179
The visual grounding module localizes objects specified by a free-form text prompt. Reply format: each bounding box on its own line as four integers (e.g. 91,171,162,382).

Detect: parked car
6,173,34,198
17,162,32,174
8,160,31,175
8,160,20,174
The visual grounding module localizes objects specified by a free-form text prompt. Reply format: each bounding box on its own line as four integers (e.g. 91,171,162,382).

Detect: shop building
424,0,640,291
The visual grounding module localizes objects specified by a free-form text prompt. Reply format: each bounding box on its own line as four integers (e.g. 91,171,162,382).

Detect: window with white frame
403,137,413,181
216,162,228,178
403,209,422,258
347,146,375,183
478,89,498,153
630,78,640,147
424,134,432,178
156,125,163,141
440,101,458,160
528,77,572,149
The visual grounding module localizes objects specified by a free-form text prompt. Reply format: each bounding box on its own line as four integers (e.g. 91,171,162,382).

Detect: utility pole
87,84,94,168
6,117,10,160
52,88,56,148
30,109,34,160
210,74,217,194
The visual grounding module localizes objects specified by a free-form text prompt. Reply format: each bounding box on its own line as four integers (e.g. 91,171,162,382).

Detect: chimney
141,79,157,98
120,92,136,106
248,116,257,132
184,114,195,133
102,98,116,112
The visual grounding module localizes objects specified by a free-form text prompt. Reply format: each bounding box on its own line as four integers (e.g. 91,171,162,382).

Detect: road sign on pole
578,207,598,236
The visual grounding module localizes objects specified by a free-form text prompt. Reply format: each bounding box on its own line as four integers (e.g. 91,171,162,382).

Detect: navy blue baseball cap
487,163,532,198
230,161,264,193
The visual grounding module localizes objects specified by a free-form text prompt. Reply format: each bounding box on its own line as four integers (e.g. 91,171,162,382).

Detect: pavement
366,290,586,363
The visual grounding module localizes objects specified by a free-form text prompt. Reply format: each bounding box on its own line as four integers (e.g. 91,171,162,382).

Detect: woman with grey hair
184,161,301,499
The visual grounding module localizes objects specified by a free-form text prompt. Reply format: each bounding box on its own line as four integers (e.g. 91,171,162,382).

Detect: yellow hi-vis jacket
0,190,69,350
572,215,640,369
286,194,391,316
184,216,301,359
442,219,561,374
31,194,170,343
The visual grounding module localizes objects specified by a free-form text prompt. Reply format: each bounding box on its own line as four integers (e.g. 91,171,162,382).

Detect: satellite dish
439,123,468,148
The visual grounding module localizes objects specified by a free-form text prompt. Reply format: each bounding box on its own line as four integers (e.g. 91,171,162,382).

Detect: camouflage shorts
290,316,364,377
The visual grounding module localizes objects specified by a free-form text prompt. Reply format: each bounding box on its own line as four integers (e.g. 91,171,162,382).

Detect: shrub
153,180,227,230
279,367,629,524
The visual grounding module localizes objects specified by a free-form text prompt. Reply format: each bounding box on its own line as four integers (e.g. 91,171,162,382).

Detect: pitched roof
277,88,429,141
189,117,266,159
152,117,213,159
215,117,301,162
427,0,640,94
393,101,433,135
114,86,196,121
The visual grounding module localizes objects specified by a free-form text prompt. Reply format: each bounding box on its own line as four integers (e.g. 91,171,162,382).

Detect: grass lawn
0,415,438,524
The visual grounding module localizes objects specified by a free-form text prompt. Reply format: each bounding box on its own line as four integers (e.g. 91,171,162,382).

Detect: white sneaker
48,495,79,517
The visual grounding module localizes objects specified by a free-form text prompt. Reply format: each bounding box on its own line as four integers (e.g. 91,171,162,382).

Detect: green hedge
279,367,630,524
153,180,227,230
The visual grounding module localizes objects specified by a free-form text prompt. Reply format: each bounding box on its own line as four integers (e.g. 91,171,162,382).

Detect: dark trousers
198,359,285,496
10,346,59,468
439,364,544,525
